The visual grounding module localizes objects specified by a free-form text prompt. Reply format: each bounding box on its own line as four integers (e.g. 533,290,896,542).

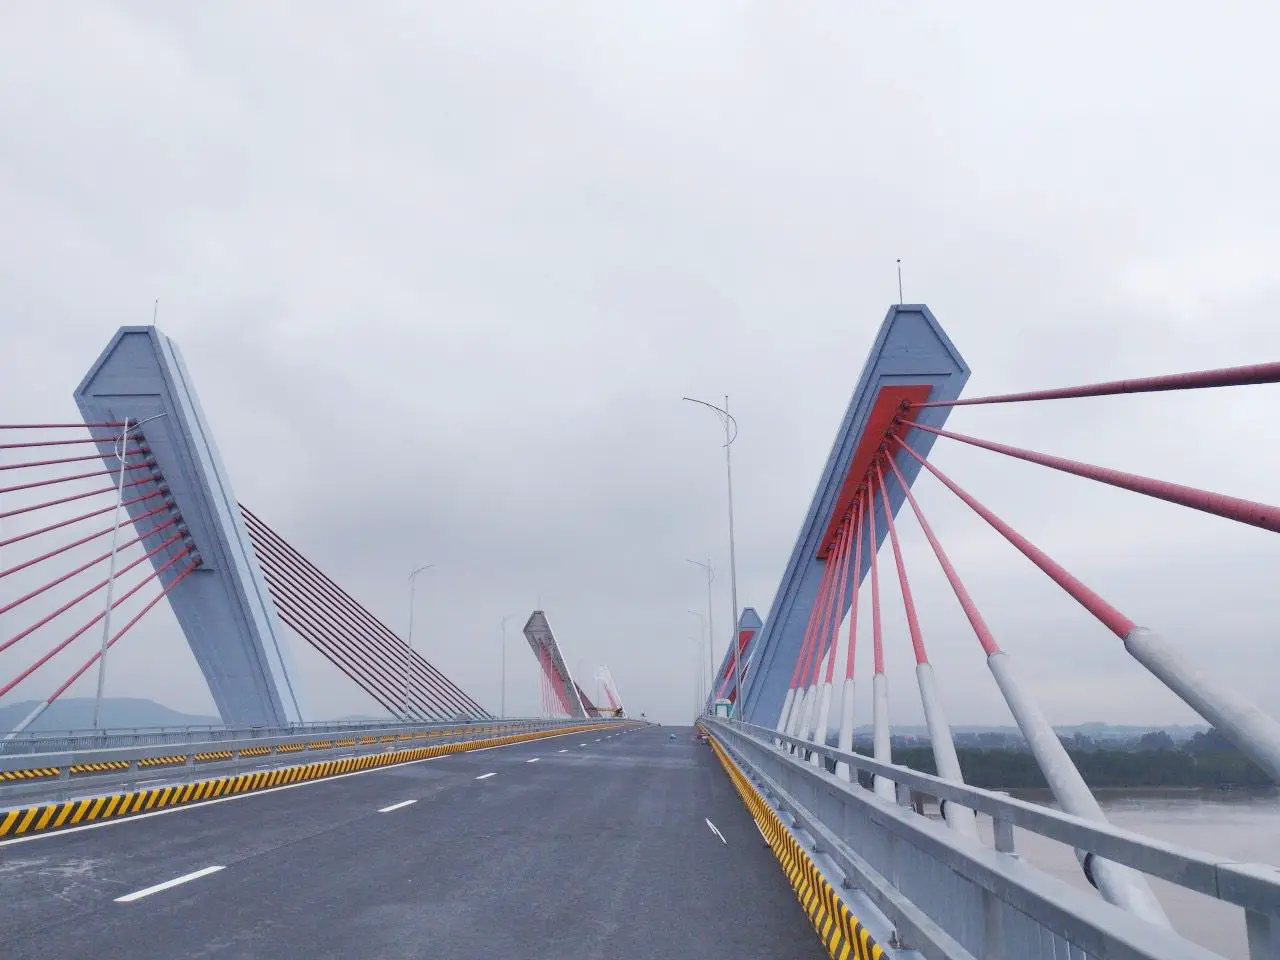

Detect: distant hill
0,697,220,732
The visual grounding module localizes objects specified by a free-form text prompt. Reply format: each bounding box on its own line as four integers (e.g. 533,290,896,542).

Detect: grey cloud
2,3,1279,726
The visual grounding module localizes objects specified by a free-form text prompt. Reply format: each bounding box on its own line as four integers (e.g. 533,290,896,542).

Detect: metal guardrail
0,716,504,756
0,718,607,807
707,717,1280,960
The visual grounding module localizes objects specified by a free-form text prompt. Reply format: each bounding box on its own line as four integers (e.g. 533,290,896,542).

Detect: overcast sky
2,3,1279,728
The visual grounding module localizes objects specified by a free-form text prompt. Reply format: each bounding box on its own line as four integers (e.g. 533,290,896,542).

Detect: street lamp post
500,614,516,720
406,564,435,721
683,393,741,716
687,609,705,708
689,637,702,717
685,559,715,713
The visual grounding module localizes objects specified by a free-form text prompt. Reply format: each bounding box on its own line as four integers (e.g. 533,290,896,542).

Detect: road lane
0,725,616,932
1,725,823,959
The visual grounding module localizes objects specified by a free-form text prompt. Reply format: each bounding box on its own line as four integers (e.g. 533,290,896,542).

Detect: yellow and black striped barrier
705,732,887,960
137,754,187,768
192,751,235,763
0,766,60,782
70,760,131,775
0,722,628,842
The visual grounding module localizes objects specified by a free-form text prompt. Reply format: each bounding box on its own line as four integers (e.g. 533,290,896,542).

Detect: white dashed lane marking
378,800,416,813
115,866,225,903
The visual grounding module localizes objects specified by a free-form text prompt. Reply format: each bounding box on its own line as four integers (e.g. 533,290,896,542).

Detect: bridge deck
0,725,822,959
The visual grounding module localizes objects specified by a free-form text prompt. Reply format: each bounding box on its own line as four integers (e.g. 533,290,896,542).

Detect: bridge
2,306,1279,959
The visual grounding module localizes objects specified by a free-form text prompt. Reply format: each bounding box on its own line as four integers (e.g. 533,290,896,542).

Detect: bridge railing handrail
709,718,1231,960
0,717,613,778
0,716,512,756
713,718,1280,919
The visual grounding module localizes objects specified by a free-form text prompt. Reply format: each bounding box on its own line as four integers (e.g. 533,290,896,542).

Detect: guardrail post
895,782,912,810
992,792,1016,855
981,886,1006,960
1246,909,1278,960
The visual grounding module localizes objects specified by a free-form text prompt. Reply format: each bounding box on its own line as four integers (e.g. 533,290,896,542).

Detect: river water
975,787,1280,958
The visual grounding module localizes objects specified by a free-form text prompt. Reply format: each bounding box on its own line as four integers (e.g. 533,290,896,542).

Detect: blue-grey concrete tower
75,327,306,726
739,305,969,726
710,606,762,705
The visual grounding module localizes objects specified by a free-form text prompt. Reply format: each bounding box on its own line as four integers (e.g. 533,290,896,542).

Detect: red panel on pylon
815,384,932,558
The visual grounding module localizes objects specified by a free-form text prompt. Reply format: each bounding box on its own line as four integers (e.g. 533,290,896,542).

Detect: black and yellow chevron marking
0,722,630,842
192,751,235,763
239,746,272,758
1,767,60,781
705,732,886,960
70,761,131,774
137,754,187,768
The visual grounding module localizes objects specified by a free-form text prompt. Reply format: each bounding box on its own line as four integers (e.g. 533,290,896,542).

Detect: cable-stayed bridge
2,309,1279,959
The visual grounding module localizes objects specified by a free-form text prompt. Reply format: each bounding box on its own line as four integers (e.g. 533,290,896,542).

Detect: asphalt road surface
0,724,824,959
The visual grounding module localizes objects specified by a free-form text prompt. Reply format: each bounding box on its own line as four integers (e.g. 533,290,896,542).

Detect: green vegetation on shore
886,729,1272,789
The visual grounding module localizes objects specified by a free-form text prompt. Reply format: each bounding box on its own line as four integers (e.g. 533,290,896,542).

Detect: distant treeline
861,729,1273,789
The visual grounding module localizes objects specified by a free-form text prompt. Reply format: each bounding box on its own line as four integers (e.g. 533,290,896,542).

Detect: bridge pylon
75,327,306,727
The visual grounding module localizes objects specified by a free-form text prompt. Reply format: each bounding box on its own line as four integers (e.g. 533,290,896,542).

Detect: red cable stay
905,419,1280,535
242,507,484,718
0,547,192,699
0,460,155,497
842,499,866,682
0,516,181,618
0,436,141,450
24,557,201,722
908,358,1280,408
819,517,855,689
0,488,166,551
0,475,154,521
0,447,144,472
866,480,885,677
0,502,171,582
0,531,185,655
0,423,125,429
890,434,1135,638
805,519,848,693
883,448,999,656
874,459,929,665
783,523,843,707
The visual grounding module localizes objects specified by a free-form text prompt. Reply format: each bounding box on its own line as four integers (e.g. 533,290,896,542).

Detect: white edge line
0,726,608,848
475,772,497,780
115,865,225,903
378,799,417,813
754,820,771,846
705,818,727,844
